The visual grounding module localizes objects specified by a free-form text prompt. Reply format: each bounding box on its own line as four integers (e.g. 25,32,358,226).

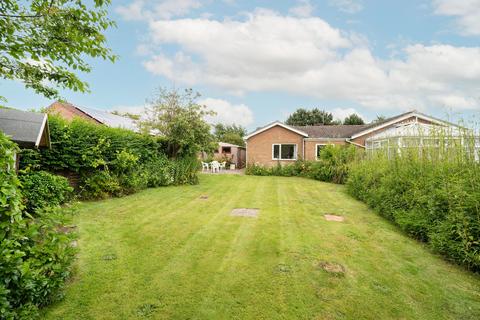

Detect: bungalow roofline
244,121,309,140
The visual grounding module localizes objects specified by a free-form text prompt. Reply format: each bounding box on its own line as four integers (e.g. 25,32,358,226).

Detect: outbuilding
0,108,51,169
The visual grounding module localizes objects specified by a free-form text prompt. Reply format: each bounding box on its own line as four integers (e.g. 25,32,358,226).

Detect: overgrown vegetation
0,132,76,319
246,145,360,184
19,170,73,213
347,137,480,272
20,115,199,200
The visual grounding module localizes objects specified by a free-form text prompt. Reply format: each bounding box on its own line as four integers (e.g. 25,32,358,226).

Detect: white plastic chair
210,161,220,173
201,162,209,172
219,162,226,171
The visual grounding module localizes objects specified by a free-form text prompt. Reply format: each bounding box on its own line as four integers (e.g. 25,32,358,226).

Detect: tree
372,115,386,123
343,113,365,125
285,108,334,126
138,88,215,158
0,0,116,102
213,123,247,146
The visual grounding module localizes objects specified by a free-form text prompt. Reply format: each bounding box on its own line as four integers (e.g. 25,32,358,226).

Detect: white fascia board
35,114,48,147
350,112,452,140
244,121,308,140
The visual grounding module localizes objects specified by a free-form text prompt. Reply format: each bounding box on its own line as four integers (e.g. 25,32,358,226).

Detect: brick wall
246,126,304,167
304,140,347,160
47,102,101,124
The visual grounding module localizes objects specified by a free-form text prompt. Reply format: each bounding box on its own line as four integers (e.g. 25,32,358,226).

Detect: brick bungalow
244,110,453,166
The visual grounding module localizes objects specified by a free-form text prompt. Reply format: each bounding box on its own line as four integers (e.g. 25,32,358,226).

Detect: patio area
201,168,245,175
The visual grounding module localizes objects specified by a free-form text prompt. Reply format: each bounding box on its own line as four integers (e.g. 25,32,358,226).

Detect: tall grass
347,125,480,271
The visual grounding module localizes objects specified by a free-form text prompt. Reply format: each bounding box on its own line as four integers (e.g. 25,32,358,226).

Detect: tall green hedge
21,115,163,174
20,116,199,199
0,131,76,319
346,148,480,271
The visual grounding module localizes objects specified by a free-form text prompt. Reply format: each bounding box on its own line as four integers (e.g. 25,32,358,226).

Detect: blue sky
2,0,480,130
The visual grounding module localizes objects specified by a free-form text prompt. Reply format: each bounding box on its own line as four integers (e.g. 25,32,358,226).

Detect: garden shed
0,108,51,168
214,142,246,168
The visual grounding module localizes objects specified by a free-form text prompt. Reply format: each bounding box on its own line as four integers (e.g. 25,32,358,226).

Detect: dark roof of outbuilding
0,108,50,148
292,125,368,138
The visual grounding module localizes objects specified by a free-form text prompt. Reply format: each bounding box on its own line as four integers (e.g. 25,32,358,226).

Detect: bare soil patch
318,261,346,276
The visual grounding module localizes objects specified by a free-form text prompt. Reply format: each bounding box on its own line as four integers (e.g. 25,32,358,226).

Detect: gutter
346,138,366,149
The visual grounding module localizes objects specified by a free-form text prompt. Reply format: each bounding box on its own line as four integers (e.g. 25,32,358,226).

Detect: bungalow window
316,144,327,160
272,144,297,160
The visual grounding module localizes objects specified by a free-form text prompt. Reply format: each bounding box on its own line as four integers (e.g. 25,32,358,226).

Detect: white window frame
272,143,297,161
315,144,327,160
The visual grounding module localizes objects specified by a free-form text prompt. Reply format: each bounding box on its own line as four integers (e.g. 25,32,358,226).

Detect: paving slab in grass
230,208,259,217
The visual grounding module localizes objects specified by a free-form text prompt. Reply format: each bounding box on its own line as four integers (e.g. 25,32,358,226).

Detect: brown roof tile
292,125,368,138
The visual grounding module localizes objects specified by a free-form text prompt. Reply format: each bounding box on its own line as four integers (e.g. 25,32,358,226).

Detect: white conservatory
365,120,480,160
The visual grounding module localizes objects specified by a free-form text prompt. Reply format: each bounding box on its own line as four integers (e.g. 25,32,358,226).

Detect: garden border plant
0,131,77,319
246,144,360,184
346,132,480,272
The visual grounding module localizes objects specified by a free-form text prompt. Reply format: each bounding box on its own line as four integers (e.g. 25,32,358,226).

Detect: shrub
79,170,122,199
0,131,76,318
0,206,77,319
20,116,199,200
142,157,175,187
19,171,73,213
346,147,480,271
172,157,200,185
246,145,360,184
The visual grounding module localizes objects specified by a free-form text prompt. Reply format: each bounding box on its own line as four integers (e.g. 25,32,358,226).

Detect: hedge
247,142,480,272
346,148,480,271
20,116,199,200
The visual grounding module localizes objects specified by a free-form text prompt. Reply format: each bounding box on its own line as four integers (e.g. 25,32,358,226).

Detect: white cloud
328,0,363,14
139,10,480,112
201,98,254,126
331,107,365,122
116,0,144,21
116,0,202,21
289,0,314,18
433,0,480,35
109,104,147,115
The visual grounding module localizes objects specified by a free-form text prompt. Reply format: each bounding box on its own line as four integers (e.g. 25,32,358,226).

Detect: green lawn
43,175,480,320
